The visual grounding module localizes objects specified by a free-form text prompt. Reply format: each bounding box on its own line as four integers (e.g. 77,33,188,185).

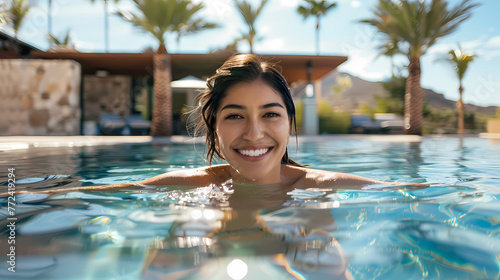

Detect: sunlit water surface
1,135,500,279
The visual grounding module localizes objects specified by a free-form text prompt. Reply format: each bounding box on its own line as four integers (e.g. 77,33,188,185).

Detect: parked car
350,113,403,134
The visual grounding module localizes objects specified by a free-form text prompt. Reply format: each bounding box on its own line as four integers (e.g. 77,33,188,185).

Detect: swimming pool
1,135,500,279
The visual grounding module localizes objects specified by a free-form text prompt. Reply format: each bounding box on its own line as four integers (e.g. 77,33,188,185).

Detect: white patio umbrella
170,75,207,107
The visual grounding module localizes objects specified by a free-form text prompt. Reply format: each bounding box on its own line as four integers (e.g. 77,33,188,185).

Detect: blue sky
6,0,500,107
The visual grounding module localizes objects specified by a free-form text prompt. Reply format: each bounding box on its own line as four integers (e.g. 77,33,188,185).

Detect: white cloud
351,1,362,8
485,35,500,48
260,25,271,35
74,39,99,52
426,35,500,61
202,0,234,19
279,0,300,8
337,0,362,8
481,50,500,61
337,49,389,81
426,39,487,62
257,38,286,53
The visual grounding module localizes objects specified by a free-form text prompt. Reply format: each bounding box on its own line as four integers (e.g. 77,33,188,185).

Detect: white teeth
238,148,269,157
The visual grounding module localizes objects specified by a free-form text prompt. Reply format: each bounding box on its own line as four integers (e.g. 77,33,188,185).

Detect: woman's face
215,80,290,185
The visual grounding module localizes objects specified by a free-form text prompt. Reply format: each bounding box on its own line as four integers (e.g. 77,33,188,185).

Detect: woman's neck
208,164,302,188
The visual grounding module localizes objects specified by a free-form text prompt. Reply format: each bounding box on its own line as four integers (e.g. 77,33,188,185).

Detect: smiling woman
137,53,385,188
21,54,396,192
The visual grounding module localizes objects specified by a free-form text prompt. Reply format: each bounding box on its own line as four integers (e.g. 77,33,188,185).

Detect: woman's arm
3,167,217,196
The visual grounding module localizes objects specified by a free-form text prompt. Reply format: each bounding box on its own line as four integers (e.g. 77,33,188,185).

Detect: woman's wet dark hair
192,53,302,167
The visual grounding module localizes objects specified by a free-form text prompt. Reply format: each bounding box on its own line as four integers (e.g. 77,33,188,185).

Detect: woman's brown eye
264,112,281,118
226,114,243,120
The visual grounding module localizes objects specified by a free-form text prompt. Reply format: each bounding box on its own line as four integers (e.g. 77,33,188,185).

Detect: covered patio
28,51,347,135
31,51,347,83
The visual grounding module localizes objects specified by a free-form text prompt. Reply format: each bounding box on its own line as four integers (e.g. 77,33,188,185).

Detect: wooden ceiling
30,51,347,83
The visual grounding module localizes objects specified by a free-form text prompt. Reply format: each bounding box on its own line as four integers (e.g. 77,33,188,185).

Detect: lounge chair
98,113,126,135
125,114,151,135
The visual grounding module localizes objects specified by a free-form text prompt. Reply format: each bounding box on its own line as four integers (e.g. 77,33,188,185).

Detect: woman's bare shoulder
285,165,427,189
283,165,382,188
139,165,229,186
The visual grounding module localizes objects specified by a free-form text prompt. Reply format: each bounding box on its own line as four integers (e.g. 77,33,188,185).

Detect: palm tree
6,0,31,38
118,0,214,136
297,0,337,55
48,30,75,50
89,0,121,52
173,16,218,50
233,0,268,53
0,2,9,25
47,0,52,39
361,0,478,135
443,47,476,134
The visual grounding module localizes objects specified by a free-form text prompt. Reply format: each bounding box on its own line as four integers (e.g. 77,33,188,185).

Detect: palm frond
297,0,337,19
234,0,268,30
8,0,31,35
0,2,10,24
233,0,268,52
361,0,479,58
118,0,214,51
48,30,74,48
446,47,476,81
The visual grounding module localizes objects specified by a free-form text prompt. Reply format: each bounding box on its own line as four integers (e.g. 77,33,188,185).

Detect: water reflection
142,182,352,279
406,142,424,179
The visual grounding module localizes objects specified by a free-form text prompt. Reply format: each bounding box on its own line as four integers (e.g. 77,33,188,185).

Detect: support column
302,60,318,135
303,83,318,135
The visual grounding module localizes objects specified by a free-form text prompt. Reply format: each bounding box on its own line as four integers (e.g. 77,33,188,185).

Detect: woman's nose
243,118,264,141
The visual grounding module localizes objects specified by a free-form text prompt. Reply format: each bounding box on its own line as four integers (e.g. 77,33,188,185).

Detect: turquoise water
1,135,500,279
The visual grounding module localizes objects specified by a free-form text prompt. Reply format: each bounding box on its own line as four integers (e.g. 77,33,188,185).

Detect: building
0,32,347,135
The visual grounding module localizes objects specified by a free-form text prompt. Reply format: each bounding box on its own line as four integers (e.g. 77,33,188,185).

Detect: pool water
1,135,500,279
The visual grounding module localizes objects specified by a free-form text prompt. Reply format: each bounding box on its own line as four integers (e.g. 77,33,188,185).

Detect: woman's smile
234,146,274,161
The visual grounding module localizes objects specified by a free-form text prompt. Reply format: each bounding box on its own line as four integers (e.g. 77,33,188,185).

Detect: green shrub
495,107,500,119
295,100,351,134
359,103,374,119
295,100,303,131
318,101,351,134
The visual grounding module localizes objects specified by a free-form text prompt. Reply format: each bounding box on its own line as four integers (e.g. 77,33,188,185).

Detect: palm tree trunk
48,0,52,38
249,31,255,53
457,84,464,134
316,15,320,55
151,45,173,136
104,0,109,52
404,57,424,135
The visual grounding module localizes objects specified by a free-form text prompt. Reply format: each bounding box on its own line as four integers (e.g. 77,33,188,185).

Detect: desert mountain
310,71,497,115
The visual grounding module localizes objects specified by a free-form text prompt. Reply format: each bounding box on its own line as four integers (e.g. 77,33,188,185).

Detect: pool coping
0,134,497,152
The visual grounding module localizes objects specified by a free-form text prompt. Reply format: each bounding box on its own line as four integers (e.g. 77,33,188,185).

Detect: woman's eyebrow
260,102,285,109
220,102,285,112
220,104,245,111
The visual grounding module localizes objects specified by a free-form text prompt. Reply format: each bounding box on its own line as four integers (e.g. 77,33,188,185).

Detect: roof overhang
0,31,42,58
29,51,347,83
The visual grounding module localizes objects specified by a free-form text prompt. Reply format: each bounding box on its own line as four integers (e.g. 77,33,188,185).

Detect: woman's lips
234,147,273,161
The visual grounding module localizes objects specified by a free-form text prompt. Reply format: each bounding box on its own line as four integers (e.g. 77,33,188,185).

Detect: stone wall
83,75,131,121
0,59,81,135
